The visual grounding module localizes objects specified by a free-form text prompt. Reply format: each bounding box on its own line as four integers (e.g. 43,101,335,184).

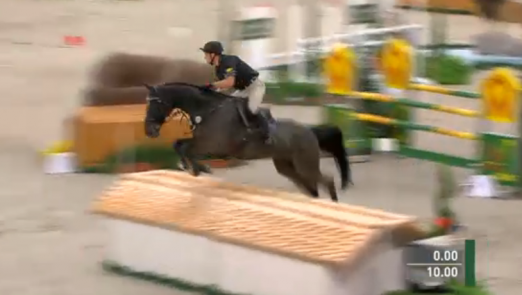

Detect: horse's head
143,82,228,138
143,84,174,138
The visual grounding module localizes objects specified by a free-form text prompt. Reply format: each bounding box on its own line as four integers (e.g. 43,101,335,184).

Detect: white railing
263,24,424,82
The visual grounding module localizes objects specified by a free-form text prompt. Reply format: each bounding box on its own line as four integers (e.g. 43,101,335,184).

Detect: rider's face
204,53,214,64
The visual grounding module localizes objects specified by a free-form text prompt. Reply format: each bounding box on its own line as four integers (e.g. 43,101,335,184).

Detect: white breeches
230,78,265,113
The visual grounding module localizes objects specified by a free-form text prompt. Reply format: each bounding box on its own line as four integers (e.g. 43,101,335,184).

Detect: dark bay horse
144,82,340,202
80,53,352,189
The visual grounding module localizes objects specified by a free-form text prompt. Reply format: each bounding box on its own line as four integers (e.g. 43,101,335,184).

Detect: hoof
178,162,187,171
198,164,212,174
190,167,201,177
179,161,200,177
341,181,354,190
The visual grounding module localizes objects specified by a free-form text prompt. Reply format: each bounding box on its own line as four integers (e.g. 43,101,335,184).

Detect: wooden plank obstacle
92,170,426,295
73,105,192,167
322,39,522,187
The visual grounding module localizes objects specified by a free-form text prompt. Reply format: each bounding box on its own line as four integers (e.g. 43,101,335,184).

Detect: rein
150,83,235,133
164,109,194,135
165,98,230,135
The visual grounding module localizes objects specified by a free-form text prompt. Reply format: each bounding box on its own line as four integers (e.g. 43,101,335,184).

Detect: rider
199,41,275,144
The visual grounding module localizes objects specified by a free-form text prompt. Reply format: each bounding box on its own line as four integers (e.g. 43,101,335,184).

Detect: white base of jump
464,175,501,199
372,138,398,152
103,218,406,295
43,152,77,174
95,170,427,295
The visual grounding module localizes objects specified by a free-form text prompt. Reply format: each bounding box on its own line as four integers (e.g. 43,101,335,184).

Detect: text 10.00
427,266,459,278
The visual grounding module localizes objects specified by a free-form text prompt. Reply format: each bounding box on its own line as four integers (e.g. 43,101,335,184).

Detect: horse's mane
161,82,235,102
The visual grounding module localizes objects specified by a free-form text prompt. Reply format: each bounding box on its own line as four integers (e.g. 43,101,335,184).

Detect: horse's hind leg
273,158,318,197
292,154,338,202
318,173,338,202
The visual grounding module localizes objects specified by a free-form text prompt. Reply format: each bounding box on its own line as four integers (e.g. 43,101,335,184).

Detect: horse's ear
143,84,154,92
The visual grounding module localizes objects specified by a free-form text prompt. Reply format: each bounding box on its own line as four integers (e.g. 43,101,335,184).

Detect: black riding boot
257,110,276,144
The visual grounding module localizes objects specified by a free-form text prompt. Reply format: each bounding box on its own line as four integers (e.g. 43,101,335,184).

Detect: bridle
146,86,234,133
147,96,196,135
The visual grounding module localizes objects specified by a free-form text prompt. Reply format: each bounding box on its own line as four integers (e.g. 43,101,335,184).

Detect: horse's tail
311,125,352,189
82,86,148,106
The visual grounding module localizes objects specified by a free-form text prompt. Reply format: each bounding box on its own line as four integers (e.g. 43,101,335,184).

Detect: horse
77,52,353,189
143,82,340,202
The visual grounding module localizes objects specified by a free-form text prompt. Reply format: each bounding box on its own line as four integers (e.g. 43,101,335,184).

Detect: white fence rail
262,24,424,82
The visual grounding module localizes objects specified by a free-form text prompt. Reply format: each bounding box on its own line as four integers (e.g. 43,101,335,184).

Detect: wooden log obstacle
72,105,192,168
322,39,522,188
92,170,427,295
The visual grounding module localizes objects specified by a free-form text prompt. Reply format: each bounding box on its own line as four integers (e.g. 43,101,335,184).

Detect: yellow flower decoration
381,38,412,89
323,43,356,95
481,68,520,123
42,140,74,155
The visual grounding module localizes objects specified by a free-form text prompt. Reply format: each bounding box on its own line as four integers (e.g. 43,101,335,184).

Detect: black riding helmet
200,41,224,55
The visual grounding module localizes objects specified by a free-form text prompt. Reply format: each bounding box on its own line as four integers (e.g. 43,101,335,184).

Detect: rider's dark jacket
215,55,259,90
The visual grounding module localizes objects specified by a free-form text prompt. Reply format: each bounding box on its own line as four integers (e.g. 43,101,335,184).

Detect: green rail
352,91,480,117
355,113,479,168
356,113,478,140
350,87,482,168
400,146,478,169
409,84,480,99
328,86,483,169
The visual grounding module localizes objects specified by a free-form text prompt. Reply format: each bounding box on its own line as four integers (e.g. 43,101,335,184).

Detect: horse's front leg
173,139,211,176
173,139,191,171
